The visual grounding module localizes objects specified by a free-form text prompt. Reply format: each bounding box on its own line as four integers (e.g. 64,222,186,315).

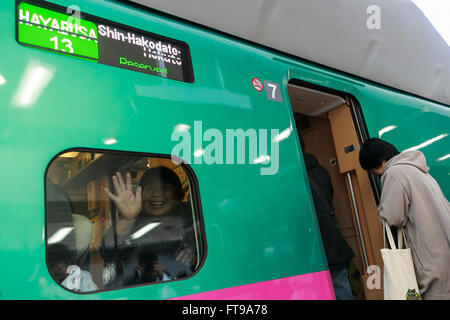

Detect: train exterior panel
0,0,448,299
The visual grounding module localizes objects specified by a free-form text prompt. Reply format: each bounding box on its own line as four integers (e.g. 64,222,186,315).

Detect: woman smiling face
141,180,179,216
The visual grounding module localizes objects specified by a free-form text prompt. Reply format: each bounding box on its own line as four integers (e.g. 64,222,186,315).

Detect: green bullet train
0,0,448,300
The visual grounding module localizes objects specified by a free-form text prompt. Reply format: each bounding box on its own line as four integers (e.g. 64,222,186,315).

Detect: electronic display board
16,0,194,82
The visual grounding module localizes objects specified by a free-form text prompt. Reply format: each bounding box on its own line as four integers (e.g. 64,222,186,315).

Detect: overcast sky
412,0,450,46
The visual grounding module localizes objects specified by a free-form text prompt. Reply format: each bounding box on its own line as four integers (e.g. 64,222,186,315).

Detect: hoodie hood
384,150,429,175
377,149,450,299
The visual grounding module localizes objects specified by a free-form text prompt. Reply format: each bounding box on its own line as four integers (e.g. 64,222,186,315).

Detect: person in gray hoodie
359,138,450,300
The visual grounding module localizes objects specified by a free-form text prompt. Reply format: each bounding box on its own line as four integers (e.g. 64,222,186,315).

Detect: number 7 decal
267,83,277,99
263,80,283,102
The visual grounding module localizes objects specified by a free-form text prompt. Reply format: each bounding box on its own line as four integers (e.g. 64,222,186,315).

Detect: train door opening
287,81,384,300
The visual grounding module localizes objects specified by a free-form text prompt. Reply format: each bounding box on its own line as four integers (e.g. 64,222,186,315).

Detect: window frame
44,147,207,294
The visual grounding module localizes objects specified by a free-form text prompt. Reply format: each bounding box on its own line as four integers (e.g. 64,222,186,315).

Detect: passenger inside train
45,152,204,292
297,133,355,300
101,166,198,288
48,243,98,292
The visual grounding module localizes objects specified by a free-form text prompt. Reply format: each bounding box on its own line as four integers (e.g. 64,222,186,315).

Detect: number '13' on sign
49,36,74,53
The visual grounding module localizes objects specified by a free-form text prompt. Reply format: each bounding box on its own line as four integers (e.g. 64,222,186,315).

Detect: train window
45,150,204,293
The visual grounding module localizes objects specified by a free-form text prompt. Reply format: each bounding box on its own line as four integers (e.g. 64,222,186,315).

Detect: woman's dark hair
47,244,72,282
359,138,400,171
137,248,157,272
139,166,184,201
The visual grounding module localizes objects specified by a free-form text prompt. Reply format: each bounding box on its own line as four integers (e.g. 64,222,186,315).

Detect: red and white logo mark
252,78,264,92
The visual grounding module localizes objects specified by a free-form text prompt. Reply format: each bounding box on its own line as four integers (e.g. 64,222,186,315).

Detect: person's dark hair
139,166,184,201
48,243,71,265
359,138,400,171
48,244,72,282
137,248,157,272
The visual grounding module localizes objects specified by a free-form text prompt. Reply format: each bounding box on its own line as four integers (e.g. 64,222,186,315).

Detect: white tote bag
381,222,420,300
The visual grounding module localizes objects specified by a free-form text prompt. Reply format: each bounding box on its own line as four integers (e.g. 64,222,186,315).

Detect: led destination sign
16,0,194,82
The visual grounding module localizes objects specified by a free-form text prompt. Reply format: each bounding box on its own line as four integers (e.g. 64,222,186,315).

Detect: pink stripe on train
171,270,335,300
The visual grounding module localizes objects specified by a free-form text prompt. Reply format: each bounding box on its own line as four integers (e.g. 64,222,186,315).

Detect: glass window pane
45,150,204,293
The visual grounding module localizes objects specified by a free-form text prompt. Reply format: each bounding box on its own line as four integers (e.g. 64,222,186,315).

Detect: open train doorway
287,80,384,300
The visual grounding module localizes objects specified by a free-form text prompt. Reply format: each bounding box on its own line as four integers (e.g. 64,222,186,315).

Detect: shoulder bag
381,221,421,300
